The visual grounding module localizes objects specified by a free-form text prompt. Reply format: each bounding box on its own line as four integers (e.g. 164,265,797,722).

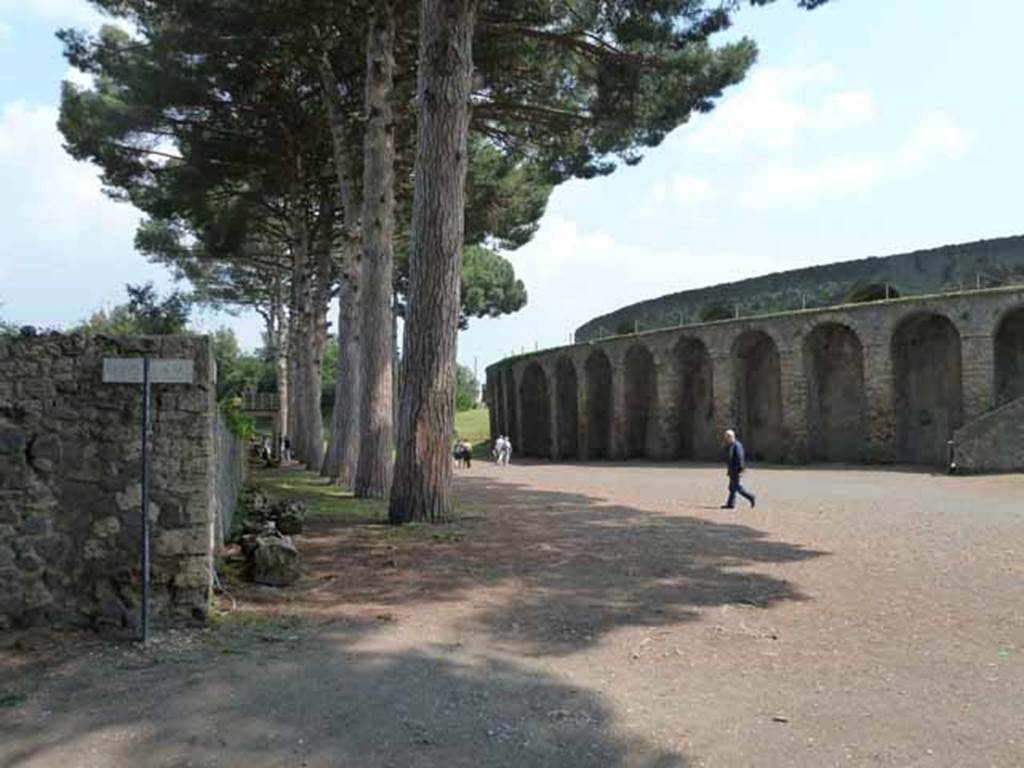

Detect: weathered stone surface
0,333,244,631
954,396,1024,472
252,534,300,587
156,526,211,557
92,516,121,538
490,287,1024,469
0,430,27,455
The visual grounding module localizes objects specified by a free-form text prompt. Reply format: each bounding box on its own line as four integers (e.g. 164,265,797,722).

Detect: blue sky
1,1,1022,379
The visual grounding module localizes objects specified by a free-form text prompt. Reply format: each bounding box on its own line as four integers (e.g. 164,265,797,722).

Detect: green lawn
454,407,492,458
255,466,387,523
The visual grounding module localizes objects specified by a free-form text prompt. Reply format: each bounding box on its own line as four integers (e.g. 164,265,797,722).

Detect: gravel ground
1,462,1022,768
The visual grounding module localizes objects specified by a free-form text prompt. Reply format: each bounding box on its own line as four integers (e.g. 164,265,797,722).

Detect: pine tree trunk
319,53,363,484
288,208,322,468
322,268,361,482
354,3,397,499
268,277,289,459
389,0,477,524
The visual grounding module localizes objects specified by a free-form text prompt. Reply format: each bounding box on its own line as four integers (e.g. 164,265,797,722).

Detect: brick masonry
487,288,1024,471
0,333,242,631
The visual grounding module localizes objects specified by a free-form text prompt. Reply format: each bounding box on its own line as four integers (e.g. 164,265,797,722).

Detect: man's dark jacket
728,441,746,476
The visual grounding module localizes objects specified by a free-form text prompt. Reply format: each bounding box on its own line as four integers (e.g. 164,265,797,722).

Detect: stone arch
519,363,551,458
555,356,579,459
674,337,715,460
487,378,499,439
624,344,657,458
995,305,1024,406
803,322,867,462
732,330,784,461
892,313,963,466
503,367,518,448
585,350,613,459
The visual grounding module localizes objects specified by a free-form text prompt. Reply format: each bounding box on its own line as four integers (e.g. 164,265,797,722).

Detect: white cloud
63,65,94,89
742,156,883,208
634,174,713,217
0,100,164,326
899,112,970,167
0,20,13,41
481,216,745,346
670,175,714,205
738,111,969,209
681,64,878,156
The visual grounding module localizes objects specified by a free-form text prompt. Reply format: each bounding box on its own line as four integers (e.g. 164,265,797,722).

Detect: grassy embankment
250,406,489,523
454,407,492,458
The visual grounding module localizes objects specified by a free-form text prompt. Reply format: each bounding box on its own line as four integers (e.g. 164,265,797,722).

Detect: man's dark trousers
725,471,756,508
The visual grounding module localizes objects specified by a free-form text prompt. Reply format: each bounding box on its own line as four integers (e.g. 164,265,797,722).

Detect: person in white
500,436,513,466
493,435,504,463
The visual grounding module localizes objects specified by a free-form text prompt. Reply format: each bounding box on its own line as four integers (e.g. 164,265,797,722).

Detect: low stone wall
0,333,234,631
954,397,1024,473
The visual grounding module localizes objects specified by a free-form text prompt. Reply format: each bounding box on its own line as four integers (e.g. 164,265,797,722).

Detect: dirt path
2,463,1022,767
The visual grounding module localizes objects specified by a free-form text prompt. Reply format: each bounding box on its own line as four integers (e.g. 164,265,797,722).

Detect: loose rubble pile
232,487,307,587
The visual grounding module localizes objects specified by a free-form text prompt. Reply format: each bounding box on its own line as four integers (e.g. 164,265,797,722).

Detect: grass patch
455,407,493,459
255,465,387,523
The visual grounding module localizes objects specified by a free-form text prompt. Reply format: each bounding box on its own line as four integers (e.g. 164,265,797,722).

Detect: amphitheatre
486,234,1024,472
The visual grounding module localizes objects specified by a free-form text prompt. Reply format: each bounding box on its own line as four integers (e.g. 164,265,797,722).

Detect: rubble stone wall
953,396,1024,473
0,333,238,631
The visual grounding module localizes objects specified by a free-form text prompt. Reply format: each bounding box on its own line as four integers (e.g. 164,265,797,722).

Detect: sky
1,1,1023,381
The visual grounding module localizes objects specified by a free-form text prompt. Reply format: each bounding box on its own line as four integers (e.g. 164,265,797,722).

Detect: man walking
722,429,756,509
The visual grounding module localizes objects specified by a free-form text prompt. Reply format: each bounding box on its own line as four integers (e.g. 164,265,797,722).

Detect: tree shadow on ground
450,476,827,656
233,470,827,658
0,619,689,768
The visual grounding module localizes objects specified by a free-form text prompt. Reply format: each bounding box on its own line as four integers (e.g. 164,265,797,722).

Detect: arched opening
555,356,579,459
995,306,1024,406
675,337,715,460
892,313,963,466
520,363,551,458
733,330,784,461
503,368,518,449
585,351,613,460
487,377,499,439
804,323,867,462
624,345,657,458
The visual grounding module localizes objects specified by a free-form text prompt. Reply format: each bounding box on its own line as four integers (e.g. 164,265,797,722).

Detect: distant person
461,440,473,469
500,436,513,466
722,429,756,509
493,435,505,463
282,435,292,463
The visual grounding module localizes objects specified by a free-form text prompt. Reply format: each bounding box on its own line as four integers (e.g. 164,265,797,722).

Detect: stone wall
576,234,1024,343
953,397,1024,473
0,333,237,632
488,287,1024,470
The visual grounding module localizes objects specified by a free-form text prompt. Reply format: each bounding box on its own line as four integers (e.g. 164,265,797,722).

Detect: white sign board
102,358,195,385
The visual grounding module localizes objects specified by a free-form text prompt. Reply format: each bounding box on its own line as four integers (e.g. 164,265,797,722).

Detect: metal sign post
103,356,194,643
140,357,151,644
